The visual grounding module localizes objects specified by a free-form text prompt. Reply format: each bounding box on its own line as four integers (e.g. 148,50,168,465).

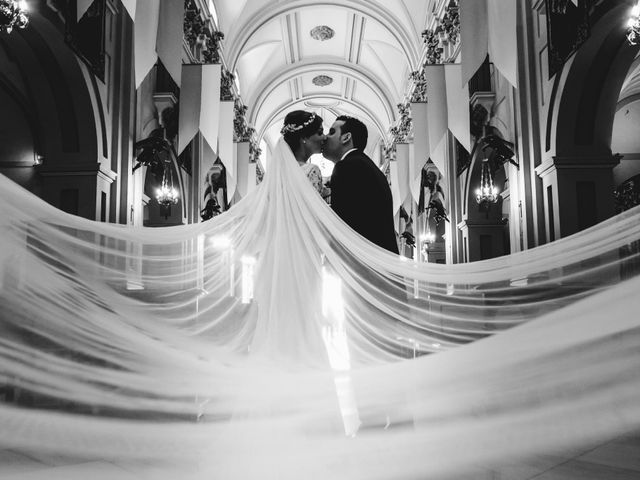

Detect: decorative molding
221,68,235,101
184,0,206,53
457,220,507,231
389,102,412,143
312,74,333,86
226,0,419,72
310,25,334,41
153,93,178,116
304,99,340,108
421,29,443,65
408,70,427,103
535,155,622,179
256,162,265,183
234,100,250,141
441,2,459,45
421,0,459,65
202,30,225,64
184,0,224,64
470,92,495,113
249,139,262,163
383,143,396,163
38,163,118,183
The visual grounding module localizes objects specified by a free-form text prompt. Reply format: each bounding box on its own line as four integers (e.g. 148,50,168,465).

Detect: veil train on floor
1,138,640,479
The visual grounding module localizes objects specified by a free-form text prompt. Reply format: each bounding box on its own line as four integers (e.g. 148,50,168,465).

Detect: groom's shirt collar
340,148,357,161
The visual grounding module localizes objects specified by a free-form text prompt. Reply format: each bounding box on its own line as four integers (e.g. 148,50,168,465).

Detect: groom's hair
336,116,368,151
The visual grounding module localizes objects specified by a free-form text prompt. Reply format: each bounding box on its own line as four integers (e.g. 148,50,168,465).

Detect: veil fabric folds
1,137,640,478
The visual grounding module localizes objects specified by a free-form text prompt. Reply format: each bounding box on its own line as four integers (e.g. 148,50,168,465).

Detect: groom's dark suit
330,150,398,254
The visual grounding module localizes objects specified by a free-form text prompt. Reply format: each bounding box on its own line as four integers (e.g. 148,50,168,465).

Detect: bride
0,116,639,479
280,110,330,201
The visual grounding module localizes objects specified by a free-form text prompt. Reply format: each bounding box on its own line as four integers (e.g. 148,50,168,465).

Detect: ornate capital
202,30,224,64
221,68,235,101
256,162,265,183
184,0,205,50
421,29,443,65
184,0,224,64
390,103,412,144
421,1,460,65
233,100,252,141
249,139,262,163
383,143,397,163
409,70,428,103
442,2,460,45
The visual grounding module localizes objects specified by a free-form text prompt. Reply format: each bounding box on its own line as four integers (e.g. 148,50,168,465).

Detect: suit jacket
330,150,399,254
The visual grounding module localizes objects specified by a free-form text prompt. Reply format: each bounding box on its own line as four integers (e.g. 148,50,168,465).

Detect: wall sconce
0,0,29,34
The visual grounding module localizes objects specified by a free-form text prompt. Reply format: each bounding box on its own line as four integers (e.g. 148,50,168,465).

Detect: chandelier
475,159,498,205
156,165,178,218
156,181,179,206
627,2,640,45
0,0,28,34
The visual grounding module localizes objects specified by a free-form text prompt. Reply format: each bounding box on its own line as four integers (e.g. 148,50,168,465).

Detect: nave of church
1,0,640,479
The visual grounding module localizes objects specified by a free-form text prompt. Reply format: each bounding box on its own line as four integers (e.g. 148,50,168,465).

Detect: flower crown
280,113,317,135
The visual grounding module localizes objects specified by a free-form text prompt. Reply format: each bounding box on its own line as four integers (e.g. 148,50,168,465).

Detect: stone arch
459,127,509,261
541,0,639,238
549,1,639,157
225,0,419,72
0,7,107,219
259,94,387,145
248,59,397,131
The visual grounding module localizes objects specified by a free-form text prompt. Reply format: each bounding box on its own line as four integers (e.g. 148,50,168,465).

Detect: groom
323,116,398,254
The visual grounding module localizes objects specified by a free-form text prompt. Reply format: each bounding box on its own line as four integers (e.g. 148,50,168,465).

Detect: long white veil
1,137,640,478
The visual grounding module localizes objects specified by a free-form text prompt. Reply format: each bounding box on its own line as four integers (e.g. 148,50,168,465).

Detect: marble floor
1,429,638,479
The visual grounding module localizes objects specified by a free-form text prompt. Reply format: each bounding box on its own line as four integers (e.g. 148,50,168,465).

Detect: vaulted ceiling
213,0,432,157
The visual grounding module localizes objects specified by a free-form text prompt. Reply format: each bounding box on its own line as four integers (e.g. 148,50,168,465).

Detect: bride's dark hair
281,110,323,152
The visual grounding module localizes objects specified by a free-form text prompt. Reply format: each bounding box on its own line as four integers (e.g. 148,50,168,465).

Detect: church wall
1,0,638,248
0,3,142,222
539,0,639,239
0,81,39,191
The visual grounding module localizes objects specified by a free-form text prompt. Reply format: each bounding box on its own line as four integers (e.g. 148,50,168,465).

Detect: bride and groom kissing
281,110,398,255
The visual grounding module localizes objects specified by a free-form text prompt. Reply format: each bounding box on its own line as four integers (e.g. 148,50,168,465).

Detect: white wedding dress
0,137,640,479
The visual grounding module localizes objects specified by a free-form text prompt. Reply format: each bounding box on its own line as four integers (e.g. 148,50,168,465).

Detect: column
235,141,251,200
535,155,621,240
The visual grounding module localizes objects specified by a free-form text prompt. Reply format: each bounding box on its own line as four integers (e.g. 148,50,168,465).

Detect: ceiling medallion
312,75,333,87
310,25,335,41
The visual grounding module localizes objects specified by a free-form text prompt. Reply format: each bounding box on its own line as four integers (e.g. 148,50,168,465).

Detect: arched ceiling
213,0,431,154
